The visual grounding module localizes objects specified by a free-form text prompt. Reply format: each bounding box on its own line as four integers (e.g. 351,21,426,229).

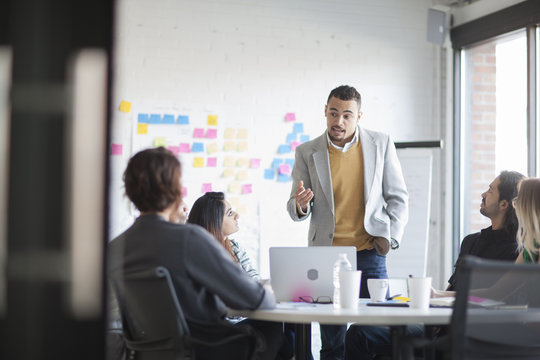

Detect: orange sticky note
224,128,235,139
237,128,248,139
224,156,236,167
237,142,248,152
236,170,248,181
237,158,249,168
207,142,219,154
207,115,218,126
224,141,236,152
193,157,204,168
223,168,235,177
137,123,148,134
119,100,131,113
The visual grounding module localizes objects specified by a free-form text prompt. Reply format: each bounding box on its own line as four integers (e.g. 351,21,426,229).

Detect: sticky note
206,129,218,139
277,174,291,182
237,158,249,168
163,114,175,124
179,143,190,153
137,123,148,134
237,203,247,215
286,133,296,144
119,100,131,113
150,114,162,124
207,142,219,154
285,158,295,167
285,113,296,122
228,182,241,194
224,141,236,152
290,141,301,151
250,158,261,169
237,128,248,139
182,186,188,198
264,169,275,180
192,142,204,152
207,115,218,126
237,142,248,152
224,156,236,167
207,157,217,167
223,168,235,177
177,115,189,124
278,144,291,154
241,184,253,195
272,158,283,169
202,183,212,193
293,123,304,133
300,134,310,143
224,128,235,139
168,145,180,156
193,128,205,138
236,170,248,181
111,143,122,155
193,157,204,168
279,164,291,175
154,137,166,147
138,113,149,123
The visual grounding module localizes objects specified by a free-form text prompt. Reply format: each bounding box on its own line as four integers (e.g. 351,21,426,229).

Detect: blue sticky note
277,174,291,182
300,134,310,143
293,123,304,134
285,158,295,167
177,115,189,125
138,113,149,123
149,114,162,124
286,133,296,144
264,169,275,180
278,144,291,154
191,142,204,152
272,158,283,169
163,114,175,124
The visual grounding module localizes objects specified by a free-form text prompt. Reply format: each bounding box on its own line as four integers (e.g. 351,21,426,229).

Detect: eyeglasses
298,296,333,304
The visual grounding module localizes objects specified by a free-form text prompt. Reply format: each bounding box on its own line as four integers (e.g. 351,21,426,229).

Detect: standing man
286,85,408,360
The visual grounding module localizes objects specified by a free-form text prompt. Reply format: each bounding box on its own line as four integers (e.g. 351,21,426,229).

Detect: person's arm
287,148,313,221
230,239,260,280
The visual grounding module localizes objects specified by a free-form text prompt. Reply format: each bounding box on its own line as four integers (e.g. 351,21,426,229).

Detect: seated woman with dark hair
108,147,282,360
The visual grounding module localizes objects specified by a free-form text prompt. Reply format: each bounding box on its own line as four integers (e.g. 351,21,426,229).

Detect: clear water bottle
333,253,352,308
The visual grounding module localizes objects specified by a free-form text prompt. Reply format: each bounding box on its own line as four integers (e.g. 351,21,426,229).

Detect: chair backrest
450,256,540,360
109,266,191,360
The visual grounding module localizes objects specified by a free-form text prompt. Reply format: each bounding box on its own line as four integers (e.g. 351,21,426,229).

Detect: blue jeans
320,249,388,360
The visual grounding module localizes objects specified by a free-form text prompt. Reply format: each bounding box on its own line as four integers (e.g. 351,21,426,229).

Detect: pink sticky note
206,129,218,138
285,113,296,122
202,183,212,193
242,184,253,195
111,143,122,155
207,157,217,167
279,164,291,175
168,146,180,156
193,128,205,138
250,158,261,169
179,143,190,153
290,141,301,151
182,186,188,198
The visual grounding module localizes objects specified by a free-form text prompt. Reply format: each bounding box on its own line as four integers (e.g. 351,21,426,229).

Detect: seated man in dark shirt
344,170,524,360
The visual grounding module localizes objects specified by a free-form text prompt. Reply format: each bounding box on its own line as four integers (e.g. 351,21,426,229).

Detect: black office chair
109,266,260,360
401,255,540,360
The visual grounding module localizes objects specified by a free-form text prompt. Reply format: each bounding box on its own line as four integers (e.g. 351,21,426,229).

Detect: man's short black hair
327,85,361,107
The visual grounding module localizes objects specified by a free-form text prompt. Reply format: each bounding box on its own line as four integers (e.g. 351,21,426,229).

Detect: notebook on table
269,246,357,303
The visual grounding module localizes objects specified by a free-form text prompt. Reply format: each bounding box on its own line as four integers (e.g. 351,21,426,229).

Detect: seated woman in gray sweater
108,147,282,360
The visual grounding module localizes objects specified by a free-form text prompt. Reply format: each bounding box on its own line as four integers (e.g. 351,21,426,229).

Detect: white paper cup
339,270,362,309
367,278,389,302
408,277,432,309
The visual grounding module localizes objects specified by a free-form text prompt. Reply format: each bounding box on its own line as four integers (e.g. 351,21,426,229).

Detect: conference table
229,300,452,360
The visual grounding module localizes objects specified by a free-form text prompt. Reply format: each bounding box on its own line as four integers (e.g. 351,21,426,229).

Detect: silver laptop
269,246,357,302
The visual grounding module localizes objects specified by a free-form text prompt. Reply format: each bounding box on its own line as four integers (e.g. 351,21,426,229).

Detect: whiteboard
386,148,433,278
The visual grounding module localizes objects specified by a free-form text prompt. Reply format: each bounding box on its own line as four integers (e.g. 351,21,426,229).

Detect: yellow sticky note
154,137,166,147
236,170,248,181
119,100,131,113
193,157,204,168
237,157,249,168
237,128,248,139
207,142,219,154
224,128,235,139
207,115,218,126
223,168,235,177
228,182,241,194
224,156,236,167
137,123,148,134
229,197,241,210
237,142,248,152
224,141,236,152
237,203,247,215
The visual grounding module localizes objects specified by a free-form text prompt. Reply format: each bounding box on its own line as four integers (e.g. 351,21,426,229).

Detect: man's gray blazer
286,126,409,247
